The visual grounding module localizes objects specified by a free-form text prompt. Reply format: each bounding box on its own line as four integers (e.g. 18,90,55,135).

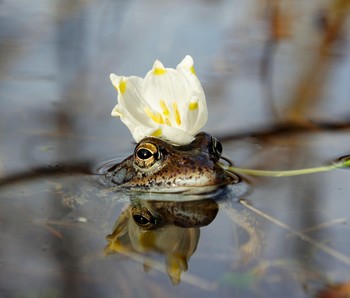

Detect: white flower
110,55,208,145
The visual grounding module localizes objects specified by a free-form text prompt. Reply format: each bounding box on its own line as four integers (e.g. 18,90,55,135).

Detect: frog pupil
132,214,157,227
211,137,223,158
133,215,149,225
137,148,153,160
215,140,223,156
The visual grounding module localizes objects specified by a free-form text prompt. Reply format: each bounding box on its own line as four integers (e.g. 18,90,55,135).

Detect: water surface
1,1,350,297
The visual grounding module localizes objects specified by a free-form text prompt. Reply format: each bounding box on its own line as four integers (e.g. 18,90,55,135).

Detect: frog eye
131,207,157,229
132,214,157,228
134,142,160,168
211,137,223,160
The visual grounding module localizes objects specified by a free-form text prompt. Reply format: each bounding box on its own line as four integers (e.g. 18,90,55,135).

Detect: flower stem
221,158,350,177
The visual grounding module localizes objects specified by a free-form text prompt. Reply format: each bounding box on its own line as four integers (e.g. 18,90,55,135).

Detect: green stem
221,159,350,177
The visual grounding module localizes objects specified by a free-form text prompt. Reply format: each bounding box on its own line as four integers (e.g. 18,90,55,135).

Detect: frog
105,198,219,285
105,196,261,285
104,132,240,194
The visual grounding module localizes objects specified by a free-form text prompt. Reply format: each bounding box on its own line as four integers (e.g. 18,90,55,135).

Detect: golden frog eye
134,142,159,168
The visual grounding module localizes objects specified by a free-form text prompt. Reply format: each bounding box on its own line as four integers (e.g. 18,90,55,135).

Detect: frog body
105,132,239,193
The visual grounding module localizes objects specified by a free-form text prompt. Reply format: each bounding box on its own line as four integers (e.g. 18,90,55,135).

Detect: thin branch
239,199,350,266
0,162,93,187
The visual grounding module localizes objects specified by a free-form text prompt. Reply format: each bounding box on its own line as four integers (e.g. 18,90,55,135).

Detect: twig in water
239,199,350,266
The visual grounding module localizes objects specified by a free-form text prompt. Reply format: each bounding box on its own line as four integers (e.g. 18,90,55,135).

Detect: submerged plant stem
240,199,350,266
221,159,350,177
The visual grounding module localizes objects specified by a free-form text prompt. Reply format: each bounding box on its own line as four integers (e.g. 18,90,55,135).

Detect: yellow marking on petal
144,107,164,124
173,102,181,126
165,118,172,126
189,102,198,111
159,100,170,116
158,113,165,124
190,65,196,75
151,128,162,137
118,80,127,94
153,68,167,75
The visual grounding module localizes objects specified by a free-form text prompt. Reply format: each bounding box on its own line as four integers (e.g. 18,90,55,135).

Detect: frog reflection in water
105,132,239,193
105,197,262,285
105,198,219,285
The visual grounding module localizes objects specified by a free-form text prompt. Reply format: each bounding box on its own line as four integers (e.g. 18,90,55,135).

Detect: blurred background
1,0,350,297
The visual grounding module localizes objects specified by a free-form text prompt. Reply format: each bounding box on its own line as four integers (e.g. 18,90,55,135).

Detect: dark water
1,1,350,297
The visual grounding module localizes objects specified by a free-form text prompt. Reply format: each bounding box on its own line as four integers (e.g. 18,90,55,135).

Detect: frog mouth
124,184,230,197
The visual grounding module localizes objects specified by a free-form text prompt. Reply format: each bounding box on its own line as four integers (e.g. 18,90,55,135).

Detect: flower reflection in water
105,197,219,285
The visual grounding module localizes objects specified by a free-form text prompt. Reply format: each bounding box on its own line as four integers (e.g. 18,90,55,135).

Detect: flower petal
132,125,161,143
176,56,208,134
159,125,195,145
143,66,192,129
176,55,196,75
110,56,208,145
110,74,153,126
